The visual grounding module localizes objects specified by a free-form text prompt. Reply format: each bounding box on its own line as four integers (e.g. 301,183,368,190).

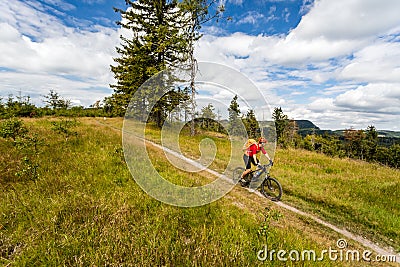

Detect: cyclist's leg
241,154,252,179
249,156,258,168
246,156,258,181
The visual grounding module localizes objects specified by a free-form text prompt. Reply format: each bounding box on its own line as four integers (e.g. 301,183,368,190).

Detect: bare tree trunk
190,65,196,135
189,23,197,136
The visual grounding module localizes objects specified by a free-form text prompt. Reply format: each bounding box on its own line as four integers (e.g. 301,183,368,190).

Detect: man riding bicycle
240,137,273,183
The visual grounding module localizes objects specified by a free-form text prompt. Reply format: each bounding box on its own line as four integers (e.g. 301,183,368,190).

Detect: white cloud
334,83,400,113
265,0,296,2
282,8,290,22
299,0,315,15
0,0,399,130
82,0,106,4
320,84,359,96
39,0,76,11
237,11,265,25
228,0,244,5
285,82,400,130
0,71,112,107
0,0,120,106
196,0,400,130
0,23,118,77
286,100,397,130
1,1,70,40
292,0,400,41
339,41,400,83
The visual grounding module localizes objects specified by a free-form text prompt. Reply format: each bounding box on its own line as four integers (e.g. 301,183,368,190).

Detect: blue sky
44,0,123,29
1,0,400,130
209,0,307,35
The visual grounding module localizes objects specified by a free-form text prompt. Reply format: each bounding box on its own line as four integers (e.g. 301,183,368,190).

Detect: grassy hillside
136,119,399,251
272,148,400,250
0,117,397,266
141,120,399,251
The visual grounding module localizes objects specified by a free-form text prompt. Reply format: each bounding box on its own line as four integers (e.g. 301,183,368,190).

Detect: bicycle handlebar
257,162,273,171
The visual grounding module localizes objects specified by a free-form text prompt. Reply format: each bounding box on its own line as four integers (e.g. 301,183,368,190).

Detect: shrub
0,118,28,141
51,119,78,141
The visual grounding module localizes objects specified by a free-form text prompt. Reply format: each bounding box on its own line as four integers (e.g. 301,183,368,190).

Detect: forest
1,90,399,169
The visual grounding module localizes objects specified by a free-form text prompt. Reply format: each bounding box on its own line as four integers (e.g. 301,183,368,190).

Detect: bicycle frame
233,162,282,201
249,163,272,179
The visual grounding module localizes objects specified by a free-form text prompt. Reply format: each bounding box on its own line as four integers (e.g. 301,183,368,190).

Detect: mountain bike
232,163,282,201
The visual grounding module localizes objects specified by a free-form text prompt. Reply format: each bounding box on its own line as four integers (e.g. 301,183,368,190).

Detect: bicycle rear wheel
233,167,244,183
261,177,282,201
232,167,250,187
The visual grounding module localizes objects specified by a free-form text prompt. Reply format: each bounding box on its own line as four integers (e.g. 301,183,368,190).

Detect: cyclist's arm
260,147,271,161
253,154,259,165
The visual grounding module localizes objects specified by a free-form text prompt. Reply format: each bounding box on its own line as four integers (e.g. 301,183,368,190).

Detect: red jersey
246,144,267,156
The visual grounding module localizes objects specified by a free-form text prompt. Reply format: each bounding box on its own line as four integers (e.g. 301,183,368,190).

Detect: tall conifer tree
111,0,188,124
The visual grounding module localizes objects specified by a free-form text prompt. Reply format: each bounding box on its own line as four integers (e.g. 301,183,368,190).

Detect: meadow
0,117,398,266
141,118,400,251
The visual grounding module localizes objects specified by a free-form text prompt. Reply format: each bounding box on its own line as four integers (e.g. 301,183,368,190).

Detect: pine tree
110,0,223,126
111,0,189,123
272,107,289,146
0,97,4,117
243,109,259,139
344,128,366,159
389,144,400,168
42,90,71,110
200,103,216,130
282,119,299,147
365,125,378,161
228,95,243,136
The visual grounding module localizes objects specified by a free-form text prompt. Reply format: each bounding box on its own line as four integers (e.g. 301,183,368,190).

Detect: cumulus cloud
0,0,120,106
1,1,72,40
0,0,399,130
283,81,400,130
299,0,315,15
0,71,110,107
339,41,400,83
196,0,400,129
292,0,400,41
334,83,400,113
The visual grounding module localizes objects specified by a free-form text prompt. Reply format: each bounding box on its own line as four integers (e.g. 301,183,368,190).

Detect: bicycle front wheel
261,177,282,201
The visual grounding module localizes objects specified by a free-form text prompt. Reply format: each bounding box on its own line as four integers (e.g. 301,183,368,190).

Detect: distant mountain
377,130,400,138
330,130,400,139
294,120,399,136
295,120,320,130
294,120,335,137
293,120,400,146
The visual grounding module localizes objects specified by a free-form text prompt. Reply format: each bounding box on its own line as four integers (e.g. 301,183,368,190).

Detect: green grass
1,117,356,266
272,148,400,251
115,118,400,252
139,119,400,251
0,117,396,266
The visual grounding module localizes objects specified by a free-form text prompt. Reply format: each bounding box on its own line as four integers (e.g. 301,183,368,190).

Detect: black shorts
243,154,257,170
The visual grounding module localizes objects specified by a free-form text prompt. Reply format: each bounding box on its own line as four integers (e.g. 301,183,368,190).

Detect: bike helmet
258,137,267,143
